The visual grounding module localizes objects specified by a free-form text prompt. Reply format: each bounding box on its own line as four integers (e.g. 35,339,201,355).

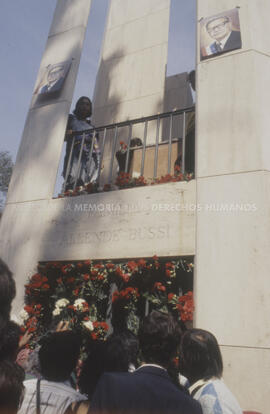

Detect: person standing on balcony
62,96,100,191
174,70,195,175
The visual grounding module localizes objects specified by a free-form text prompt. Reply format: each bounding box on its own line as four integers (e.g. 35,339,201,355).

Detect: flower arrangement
21,257,194,348
60,171,193,197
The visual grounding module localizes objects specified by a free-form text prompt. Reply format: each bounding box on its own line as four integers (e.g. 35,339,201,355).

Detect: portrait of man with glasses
34,59,72,96
201,10,242,59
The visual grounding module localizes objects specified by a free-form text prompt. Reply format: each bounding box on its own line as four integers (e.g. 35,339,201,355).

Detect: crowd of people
0,258,242,414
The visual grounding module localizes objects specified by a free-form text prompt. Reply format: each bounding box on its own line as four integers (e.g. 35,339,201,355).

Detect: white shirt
18,378,86,414
135,363,167,372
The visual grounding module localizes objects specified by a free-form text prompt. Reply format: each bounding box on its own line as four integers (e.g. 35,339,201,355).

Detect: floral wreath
21,256,194,349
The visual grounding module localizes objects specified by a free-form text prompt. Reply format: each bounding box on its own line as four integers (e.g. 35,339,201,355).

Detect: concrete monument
196,1,270,412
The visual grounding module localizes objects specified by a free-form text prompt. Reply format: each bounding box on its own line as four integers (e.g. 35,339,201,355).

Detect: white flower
82,321,94,331
74,299,87,311
52,308,61,316
55,298,70,308
19,309,29,321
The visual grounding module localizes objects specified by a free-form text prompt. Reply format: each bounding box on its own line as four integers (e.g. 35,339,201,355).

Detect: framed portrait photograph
200,8,242,60
34,59,72,95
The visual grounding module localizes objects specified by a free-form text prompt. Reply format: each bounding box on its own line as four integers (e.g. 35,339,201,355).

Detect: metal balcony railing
62,106,195,193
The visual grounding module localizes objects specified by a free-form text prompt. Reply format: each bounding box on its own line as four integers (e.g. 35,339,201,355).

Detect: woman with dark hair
19,331,86,414
0,320,21,362
62,96,100,190
78,330,139,402
0,360,25,414
181,329,242,414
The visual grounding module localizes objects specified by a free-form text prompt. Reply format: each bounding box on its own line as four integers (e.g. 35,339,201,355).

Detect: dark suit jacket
90,366,202,414
223,30,242,52
39,77,64,94
201,30,242,59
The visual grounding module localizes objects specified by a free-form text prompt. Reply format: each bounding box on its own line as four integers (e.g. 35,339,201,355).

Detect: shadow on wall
1,10,93,311
38,48,130,262
3,33,167,313
6,17,88,204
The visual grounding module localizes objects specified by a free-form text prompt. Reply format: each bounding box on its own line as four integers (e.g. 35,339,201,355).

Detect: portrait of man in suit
200,9,242,60
38,64,65,94
35,59,72,95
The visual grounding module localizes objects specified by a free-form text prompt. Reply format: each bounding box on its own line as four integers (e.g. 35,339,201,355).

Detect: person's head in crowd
180,328,223,385
39,331,81,382
78,340,107,399
188,70,196,92
79,330,139,398
0,360,25,414
105,330,139,372
206,16,231,42
0,320,21,362
73,96,92,120
0,259,16,330
138,310,181,369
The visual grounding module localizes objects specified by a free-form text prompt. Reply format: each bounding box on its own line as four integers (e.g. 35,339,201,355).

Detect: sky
0,0,196,163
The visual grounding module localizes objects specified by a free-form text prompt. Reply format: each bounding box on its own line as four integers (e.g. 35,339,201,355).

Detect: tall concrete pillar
195,1,270,412
0,0,92,312
92,0,171,183
92,0,171,126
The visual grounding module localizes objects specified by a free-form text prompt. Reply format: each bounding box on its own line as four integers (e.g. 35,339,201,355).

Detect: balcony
60,106,195,198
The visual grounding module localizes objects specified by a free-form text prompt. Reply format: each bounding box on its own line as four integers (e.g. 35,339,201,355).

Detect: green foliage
0,151,13,211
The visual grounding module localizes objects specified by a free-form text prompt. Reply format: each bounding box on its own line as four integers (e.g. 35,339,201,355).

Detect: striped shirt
18,378,87,414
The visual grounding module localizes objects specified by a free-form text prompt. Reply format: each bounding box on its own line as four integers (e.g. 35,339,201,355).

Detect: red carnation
84,260,91,265
168,293,175,301
153,282,166,292
138,259,147,268
166,269,172,278
67,277,75,284
127,261,137,271
24,305,33,314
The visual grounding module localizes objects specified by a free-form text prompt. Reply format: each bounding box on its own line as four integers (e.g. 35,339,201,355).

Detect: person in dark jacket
90,311,202,414
62,97,100,191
